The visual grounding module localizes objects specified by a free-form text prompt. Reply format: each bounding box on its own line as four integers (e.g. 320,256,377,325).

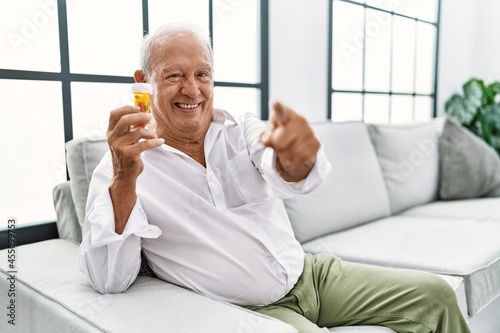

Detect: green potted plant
445,78,500,155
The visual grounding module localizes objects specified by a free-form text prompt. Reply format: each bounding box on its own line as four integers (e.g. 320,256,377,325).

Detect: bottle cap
132,83,153,94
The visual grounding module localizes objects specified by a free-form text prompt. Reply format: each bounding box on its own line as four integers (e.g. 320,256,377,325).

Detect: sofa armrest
0,239,297,333
52,181,82,243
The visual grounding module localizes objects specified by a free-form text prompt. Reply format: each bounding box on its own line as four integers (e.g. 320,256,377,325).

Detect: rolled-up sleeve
79,153,161,294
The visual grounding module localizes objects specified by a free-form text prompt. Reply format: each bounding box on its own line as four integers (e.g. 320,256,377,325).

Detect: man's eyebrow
157,63,212,75
156,65,181,76
199,64,213,71
160,65,180,72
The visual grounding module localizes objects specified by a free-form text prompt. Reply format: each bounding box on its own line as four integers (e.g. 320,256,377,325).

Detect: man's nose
181,77,200,98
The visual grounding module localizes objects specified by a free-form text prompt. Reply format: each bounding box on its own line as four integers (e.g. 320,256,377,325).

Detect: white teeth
177,103,199,110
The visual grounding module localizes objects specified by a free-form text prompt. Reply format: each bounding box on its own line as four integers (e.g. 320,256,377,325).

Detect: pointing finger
272,101,296,125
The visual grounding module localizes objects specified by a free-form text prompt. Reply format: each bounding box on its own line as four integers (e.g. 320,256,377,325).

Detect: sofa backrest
66,137,109,230
367,118,444,215
60,119,444,244
284,122,392,243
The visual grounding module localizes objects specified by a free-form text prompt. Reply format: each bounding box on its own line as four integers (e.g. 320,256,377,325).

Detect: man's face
149,33,214,139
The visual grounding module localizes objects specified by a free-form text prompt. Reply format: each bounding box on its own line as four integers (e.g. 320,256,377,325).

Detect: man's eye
166,73,182,82
197,72,211,81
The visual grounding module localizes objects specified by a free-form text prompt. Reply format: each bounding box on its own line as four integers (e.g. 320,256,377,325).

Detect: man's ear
134,70,148,83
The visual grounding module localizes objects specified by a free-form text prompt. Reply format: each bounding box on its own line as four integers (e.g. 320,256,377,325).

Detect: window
0,0,268,228
328,0,440,124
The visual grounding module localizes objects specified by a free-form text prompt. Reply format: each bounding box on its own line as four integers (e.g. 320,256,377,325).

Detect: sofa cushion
400,197,500,221
439,117,500,199
367,118,444,214
66,137,108,230
52,181,82,243
0,239,297,333
284,122,391,243
302,216,500,316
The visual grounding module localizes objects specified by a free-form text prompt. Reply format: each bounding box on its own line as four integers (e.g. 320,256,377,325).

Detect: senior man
79,23,470,333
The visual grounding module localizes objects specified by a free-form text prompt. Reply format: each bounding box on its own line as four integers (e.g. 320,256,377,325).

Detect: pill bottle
132,83,153,127
132,83,152,113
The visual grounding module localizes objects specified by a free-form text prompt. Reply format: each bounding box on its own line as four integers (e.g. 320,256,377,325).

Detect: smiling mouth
175,102,201,110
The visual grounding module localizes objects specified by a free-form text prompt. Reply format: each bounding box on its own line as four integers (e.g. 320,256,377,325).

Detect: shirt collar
159,107,237,156
213,107,237,125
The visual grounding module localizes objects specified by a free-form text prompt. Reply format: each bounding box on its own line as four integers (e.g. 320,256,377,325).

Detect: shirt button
249,226,255,232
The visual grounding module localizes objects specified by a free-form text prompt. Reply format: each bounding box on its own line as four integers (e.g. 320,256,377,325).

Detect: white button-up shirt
79,109,331,306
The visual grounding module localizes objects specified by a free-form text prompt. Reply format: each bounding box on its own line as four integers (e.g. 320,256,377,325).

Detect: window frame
0,0,269,232
327,0,442,122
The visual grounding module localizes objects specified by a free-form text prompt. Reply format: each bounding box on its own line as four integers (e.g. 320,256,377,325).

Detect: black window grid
327,0,442,121
0,0,270,148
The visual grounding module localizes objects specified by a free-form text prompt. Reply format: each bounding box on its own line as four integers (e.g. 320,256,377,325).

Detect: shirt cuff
87,187,162,248
262,143,331,197
299,144,332,193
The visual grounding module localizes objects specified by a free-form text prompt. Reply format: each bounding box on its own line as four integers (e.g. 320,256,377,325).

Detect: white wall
436,0,477,115
473,0,500,82
269,0,329,122
435,0,500,115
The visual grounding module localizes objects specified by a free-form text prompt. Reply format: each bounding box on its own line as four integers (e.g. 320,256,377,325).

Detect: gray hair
139,22,213,76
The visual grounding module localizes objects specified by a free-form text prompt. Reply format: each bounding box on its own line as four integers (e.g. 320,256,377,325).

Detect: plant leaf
444,94,477,126
481,103,500,133
477,111,493,146
487,82,500,104
463,78,485,108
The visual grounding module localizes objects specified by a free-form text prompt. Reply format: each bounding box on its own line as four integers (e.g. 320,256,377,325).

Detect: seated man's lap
247,253,467,333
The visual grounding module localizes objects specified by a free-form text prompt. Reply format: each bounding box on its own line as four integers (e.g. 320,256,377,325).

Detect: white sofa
1,117,499,333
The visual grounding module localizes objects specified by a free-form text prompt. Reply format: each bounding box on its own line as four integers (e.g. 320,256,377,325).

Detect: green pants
246,253,471,333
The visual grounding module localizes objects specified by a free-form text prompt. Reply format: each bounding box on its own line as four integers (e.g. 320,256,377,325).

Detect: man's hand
107,106,164,234
260,101,320,182
108,105,163,179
